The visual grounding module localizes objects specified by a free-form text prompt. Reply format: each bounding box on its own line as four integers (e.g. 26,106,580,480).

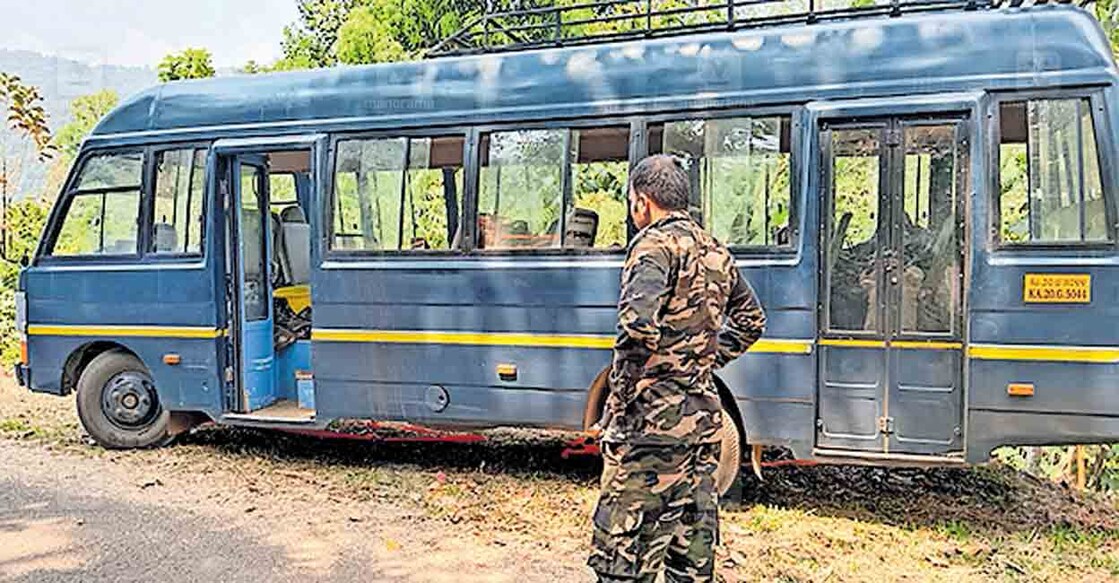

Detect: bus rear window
998,98,1113,245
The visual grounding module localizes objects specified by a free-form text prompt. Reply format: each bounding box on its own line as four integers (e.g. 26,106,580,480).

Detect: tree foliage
336,2,409,65
275,0,359,70
157,48,216,82
1096,0,1119,56
0,73,54,161
52,90,119,159
275,0,488,68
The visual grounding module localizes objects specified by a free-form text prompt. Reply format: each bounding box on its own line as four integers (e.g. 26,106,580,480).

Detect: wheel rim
101,371,160,429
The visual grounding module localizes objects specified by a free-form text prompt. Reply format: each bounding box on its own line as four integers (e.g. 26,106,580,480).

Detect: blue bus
14,1,1119,493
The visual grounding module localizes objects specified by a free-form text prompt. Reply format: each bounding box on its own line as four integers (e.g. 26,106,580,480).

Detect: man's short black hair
629,154,690,211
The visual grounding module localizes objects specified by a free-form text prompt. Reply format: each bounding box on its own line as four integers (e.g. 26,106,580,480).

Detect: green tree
37,90,121,203
274,0,358,70
0,73,54,365
1096,0,1119,56
0,198,49,364
52,90,119,159
0,73,54,161
157,48,216,82
239,60,269,75
336,2,409,65
275,0,487,68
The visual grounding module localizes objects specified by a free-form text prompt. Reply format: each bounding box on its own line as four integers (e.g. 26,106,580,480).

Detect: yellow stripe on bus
819,338,886,349
892,340,964,350
751,339,815,354
968,344,1119,364
28,324,1114,364
311,328,615,349
820,338,962,350
311,329,814,354
27,325,223,339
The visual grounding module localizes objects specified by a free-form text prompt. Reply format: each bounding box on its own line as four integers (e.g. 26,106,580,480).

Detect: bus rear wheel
713,408,742,498
76,350,171,449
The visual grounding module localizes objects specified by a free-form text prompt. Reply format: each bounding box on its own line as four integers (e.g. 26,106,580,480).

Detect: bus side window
477,125,629,251
47,151,144,257
649,115,794,250
997,98,1114,245
330,135,464,252
151,148,207,255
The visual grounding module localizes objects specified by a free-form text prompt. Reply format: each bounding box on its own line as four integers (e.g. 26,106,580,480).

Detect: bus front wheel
76,350,171,449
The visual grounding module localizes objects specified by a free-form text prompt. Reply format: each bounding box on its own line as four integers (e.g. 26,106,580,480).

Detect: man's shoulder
674,218,733,257
627,222,678,259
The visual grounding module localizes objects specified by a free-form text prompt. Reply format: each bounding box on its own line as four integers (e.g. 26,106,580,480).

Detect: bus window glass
239,164,268,322
651,115,792,248
478,129,565,249
152,148,206,255
332,136,464,252
49,151,143,257
269,173,299,215
828,128,881,332
998,98,1112,244
402,137,465,250
478,126,629,250
75,151,143,190
52,191,142,256
570,126,629,249
901,124,960,334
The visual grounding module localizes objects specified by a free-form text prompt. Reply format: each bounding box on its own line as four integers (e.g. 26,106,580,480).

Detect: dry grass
2,375,1116,582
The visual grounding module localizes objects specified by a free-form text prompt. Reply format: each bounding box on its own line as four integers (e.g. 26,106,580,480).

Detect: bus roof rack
427,0,1093,57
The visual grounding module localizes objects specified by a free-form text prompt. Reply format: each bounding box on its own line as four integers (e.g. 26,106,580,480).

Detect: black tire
714,409,742,497
75,350,171,449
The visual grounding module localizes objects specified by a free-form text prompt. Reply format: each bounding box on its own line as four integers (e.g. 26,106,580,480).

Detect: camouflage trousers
587,441,721,583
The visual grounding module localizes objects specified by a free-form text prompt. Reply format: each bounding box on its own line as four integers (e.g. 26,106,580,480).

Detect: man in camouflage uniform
588,155,766,582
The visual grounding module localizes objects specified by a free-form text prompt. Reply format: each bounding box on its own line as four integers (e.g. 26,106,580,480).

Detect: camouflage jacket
601,211,766,445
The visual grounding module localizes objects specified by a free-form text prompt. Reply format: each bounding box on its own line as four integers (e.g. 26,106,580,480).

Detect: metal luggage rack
427,0,1094,57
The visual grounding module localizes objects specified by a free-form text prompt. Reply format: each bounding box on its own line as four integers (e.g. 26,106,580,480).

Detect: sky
0,0,300,68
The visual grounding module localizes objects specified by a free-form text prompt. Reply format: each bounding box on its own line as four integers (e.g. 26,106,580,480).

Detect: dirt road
0,440,585,582
1,378,1117,582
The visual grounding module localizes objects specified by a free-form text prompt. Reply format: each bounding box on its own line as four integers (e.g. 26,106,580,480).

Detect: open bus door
217,153,274,413
213,135,326,420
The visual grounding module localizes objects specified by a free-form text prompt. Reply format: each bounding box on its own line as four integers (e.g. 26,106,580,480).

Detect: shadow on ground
737,462,1117,535
176,424,1118,537
179,424,603,481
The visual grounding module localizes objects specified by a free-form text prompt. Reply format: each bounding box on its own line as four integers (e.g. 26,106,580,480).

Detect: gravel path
0,440,590,582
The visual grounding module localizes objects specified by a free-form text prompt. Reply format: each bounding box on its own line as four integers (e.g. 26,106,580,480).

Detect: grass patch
939,519,972,542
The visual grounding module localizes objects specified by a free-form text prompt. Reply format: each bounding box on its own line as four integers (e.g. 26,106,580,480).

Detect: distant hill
0,49,157,198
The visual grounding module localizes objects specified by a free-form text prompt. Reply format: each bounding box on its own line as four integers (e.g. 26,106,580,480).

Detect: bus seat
280,206,310,285
280,206,305,223
565,208,599,248
153,223,178,252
